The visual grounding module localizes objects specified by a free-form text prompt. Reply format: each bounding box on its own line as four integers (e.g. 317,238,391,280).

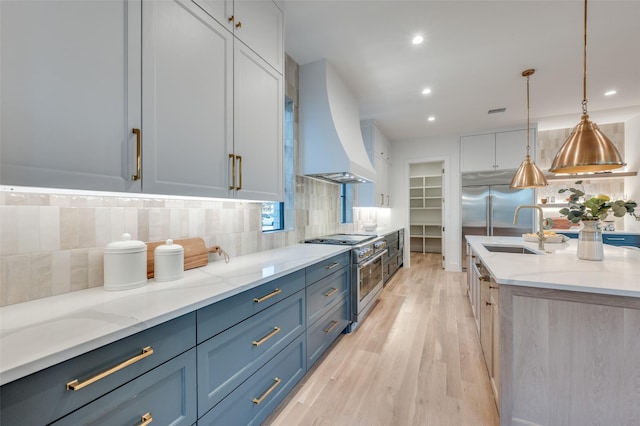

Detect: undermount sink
482,244,539,255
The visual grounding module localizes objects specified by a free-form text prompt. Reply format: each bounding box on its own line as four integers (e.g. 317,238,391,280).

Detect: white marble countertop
467,236,640,297
0,243,350,386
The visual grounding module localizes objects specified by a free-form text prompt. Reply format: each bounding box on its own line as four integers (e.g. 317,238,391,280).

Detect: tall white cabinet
355,120,392,207
1,0,284,201
409,162,444,259
0,0,142,192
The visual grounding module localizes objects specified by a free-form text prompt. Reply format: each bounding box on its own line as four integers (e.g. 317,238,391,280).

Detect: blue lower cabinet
603,234,640,247
306,297,350,368
197,290,305,416
53,348,197,425
199,334,306,426
306,265,348,325
197,270,305,344
0,312,196,426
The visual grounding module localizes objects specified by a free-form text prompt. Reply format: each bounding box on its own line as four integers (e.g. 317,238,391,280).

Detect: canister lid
155,239,184,255
104,233,147,253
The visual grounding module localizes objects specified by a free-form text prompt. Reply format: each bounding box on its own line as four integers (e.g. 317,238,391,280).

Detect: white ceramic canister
103,233,148,291
154,239,184,282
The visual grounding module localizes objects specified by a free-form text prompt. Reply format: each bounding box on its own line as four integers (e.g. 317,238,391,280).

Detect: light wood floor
264,253,500,426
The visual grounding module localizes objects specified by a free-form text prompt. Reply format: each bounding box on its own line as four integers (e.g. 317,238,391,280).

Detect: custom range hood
299,59,376,184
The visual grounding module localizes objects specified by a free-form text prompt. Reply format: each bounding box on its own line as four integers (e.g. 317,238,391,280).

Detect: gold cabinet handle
324,288,338,297
228,15,234,22
252,377,281,405
229,153,236,190
325,262,339,270
235,21,242,29
236,155,242,190
140,412,153,426
66,346,154,391
489,285,499,289
132,128,141,181
324,320,339,333
253,288,281,303
252,326,280,347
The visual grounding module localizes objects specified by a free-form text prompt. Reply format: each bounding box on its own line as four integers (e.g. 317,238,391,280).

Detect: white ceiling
282,0,640,142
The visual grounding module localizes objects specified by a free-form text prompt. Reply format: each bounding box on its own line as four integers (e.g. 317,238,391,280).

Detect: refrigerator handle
487,195,492,235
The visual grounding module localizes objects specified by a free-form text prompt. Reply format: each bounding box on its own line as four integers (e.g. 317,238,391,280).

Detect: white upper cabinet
355,121,392,207
1,0,283,201
495,129,532,170
141,0,233,198
192,0,283,73
460,128,534,173
232,42,283,201
1,0,142,192
143,0,282,200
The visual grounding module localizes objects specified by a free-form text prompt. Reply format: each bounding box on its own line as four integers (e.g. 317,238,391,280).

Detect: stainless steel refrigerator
461,171,534,269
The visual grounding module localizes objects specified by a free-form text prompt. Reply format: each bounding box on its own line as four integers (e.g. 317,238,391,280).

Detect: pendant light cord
526,73,531,156
582,0,588,115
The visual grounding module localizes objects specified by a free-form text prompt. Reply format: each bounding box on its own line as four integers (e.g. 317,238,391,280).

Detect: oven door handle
359,249,387,269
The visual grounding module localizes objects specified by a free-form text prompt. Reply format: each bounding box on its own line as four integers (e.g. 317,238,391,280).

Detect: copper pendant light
549,0,625,174
510,69,548,189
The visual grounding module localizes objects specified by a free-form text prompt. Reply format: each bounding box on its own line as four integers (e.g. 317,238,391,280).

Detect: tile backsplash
0,177,361,306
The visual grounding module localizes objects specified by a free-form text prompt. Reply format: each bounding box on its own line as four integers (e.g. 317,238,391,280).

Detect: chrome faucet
514,205,545,250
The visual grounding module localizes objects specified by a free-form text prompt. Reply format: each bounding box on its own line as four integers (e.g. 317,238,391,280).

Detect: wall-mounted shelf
544,171,637,181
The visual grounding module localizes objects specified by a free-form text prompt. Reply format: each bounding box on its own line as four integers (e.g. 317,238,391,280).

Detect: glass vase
577,220,604,261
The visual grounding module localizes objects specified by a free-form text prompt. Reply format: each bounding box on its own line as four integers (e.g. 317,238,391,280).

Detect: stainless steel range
305,234,387,330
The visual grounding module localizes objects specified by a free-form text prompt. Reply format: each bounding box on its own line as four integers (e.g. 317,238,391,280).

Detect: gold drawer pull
132,128,141,181
324,320,339,333
140,412,153,426
252,377,281,405
66,346,154,391
325,262,340,270
324,287,338,297
252,326,280,347
229,153,236,190
253,288,281,303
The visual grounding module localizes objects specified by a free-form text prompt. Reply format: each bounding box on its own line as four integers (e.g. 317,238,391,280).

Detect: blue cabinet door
53,349,197,426
0,312,196,426
306,265,348,325
306,297,350,368
197,269,305,343
198,335,306,426
306,252,350,285
197,290,305,416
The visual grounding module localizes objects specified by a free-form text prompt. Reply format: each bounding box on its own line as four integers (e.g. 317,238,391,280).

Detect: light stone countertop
0,243,350,386
467,236,640,297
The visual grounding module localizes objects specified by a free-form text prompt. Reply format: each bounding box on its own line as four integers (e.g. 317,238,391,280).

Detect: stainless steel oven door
352,249,387,325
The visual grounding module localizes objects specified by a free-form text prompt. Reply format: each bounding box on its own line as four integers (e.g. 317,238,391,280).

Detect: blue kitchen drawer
197,289,305,416
197,269,305,343
305,252,350,286
603,234,640,247
53,348,197,426
306,264,349,325
558,232,640,248
307,296,350,368
0,312,196,426
198,334,306,426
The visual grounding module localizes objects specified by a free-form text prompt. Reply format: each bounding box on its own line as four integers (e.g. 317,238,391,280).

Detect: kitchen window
262,97,294,232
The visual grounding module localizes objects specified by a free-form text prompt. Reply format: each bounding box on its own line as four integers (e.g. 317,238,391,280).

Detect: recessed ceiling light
421,88,432,95
427,116,435,122
412,35,424,45
604,90,617,96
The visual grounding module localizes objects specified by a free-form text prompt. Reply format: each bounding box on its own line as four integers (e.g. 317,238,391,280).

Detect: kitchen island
466,236,640,426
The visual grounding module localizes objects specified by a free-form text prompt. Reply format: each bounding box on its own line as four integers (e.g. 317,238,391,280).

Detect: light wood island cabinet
466,236,640,426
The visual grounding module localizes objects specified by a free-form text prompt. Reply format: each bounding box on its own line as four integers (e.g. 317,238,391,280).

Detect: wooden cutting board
146,237,220,278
